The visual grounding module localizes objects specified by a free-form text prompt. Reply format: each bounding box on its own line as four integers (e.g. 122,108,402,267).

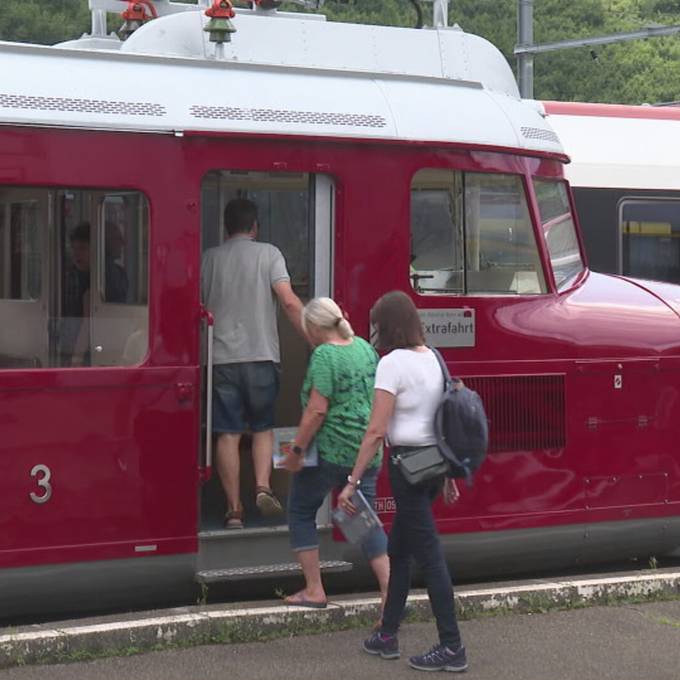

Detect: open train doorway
199,170,334,534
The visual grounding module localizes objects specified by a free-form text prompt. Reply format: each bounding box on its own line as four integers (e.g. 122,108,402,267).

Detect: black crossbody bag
391,444,449,486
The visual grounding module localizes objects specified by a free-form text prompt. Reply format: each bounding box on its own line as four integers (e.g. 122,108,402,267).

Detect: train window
534,180,584,290
0,198,42,301
619,199,680,283
410,170,546,295
0,186,149,370
202,170,313,299
100,195,149,306
410,170,464,294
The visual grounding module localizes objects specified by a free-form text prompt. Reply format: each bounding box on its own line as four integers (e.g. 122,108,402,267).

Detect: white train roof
0,8,563,157
543,101,680,190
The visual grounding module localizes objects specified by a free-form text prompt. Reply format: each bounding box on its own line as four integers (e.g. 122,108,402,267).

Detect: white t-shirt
374,348,443,447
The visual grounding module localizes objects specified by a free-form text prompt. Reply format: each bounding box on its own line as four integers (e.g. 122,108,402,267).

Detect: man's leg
215,432,242,513
252,429,274,490
212,364,247,525
245,362,283,515
252,429,283,515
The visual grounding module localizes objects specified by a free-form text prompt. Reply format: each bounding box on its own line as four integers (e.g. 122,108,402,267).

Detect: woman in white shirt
339,291,467,673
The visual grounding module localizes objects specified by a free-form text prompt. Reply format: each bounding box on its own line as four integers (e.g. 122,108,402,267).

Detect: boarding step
196,560,353,584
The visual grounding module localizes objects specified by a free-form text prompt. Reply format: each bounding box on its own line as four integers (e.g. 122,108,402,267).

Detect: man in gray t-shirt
202,198,304,529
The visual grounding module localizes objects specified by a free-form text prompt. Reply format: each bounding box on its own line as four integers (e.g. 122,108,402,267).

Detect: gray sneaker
408,644,468,672
362,632,400,660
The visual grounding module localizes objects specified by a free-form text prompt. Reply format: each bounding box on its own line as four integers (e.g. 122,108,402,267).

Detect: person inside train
60,221,92,367
281,297,389,609
339,291,467,673
201,197,305,529
103,221,129,304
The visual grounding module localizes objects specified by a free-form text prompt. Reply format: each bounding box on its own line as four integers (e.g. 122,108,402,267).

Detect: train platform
3,598,678,680
1,566,680,670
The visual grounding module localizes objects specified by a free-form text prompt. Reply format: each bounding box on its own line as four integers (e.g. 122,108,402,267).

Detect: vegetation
1,0,680,103
0,0,90,45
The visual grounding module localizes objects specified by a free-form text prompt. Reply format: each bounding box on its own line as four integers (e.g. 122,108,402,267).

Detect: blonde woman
281,297,389,608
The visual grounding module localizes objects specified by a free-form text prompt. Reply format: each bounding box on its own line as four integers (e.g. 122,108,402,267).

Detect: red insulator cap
205,0,236,19
121,1,158,21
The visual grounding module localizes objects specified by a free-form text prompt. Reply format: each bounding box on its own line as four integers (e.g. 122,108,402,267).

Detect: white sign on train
419,308,476,348
369,308,475,348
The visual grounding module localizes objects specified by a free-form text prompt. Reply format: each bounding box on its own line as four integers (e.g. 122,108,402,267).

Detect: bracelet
347,474,361,488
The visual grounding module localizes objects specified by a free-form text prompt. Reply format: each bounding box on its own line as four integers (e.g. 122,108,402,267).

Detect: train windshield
533,179,584,290
410,170,547,295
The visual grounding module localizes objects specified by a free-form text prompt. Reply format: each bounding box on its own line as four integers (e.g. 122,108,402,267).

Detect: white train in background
543,101,680,285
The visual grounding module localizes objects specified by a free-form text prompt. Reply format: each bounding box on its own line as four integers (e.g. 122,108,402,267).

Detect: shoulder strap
429,346,473,486
428,346,453,391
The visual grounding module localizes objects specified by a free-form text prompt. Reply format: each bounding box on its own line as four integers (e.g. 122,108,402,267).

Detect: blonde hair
302,297,354,340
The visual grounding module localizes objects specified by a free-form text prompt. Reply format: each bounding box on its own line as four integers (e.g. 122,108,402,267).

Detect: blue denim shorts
212,362,280,434
288,457,387,561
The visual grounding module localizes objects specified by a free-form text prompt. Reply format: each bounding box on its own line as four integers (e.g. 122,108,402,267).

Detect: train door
197,170,335,575
0,182,197,573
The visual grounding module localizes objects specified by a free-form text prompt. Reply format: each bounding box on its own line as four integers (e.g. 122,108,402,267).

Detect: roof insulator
119,1,159,41
204,0,237,44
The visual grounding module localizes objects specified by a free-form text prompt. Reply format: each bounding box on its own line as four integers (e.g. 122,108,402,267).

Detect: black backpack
430,347,489,485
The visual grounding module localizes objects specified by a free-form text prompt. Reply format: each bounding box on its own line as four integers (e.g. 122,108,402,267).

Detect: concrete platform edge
1,568,679,668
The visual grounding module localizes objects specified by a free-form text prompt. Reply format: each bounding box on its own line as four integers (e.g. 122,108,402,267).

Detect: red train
2,2,680,619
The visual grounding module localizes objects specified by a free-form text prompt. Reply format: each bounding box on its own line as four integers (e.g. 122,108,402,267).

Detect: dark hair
370,290,425,351
224,198,258,236
69,221,90,244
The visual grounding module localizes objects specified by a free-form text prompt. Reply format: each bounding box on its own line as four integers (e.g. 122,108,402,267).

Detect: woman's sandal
284,591,328,609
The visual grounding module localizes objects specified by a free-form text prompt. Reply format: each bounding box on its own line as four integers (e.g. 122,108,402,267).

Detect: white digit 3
30,464,52,504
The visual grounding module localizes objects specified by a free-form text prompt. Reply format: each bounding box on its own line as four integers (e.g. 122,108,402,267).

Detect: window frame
532,177,587,293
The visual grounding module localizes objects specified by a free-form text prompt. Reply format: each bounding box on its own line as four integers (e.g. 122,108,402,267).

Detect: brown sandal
255,486,283,517
225,506,244,530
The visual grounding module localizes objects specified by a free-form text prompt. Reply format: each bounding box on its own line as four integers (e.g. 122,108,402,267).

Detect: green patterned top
301,336,382,469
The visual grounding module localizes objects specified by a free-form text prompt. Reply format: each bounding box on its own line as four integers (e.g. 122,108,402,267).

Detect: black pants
380,457,462,649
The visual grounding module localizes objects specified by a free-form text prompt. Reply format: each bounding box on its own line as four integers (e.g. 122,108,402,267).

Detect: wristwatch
292,445,303,455
347,474,361,488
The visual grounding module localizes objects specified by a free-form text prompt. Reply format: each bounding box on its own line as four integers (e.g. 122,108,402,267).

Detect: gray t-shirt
201,236,290,364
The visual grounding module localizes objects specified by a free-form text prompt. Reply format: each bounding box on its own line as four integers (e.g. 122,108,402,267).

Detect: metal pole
515,23,680,54
91,9,107,37
432,0,449,29
517,0,534,99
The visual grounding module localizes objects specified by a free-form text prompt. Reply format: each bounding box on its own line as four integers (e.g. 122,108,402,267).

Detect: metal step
196,560,353,584
198,525,295,541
